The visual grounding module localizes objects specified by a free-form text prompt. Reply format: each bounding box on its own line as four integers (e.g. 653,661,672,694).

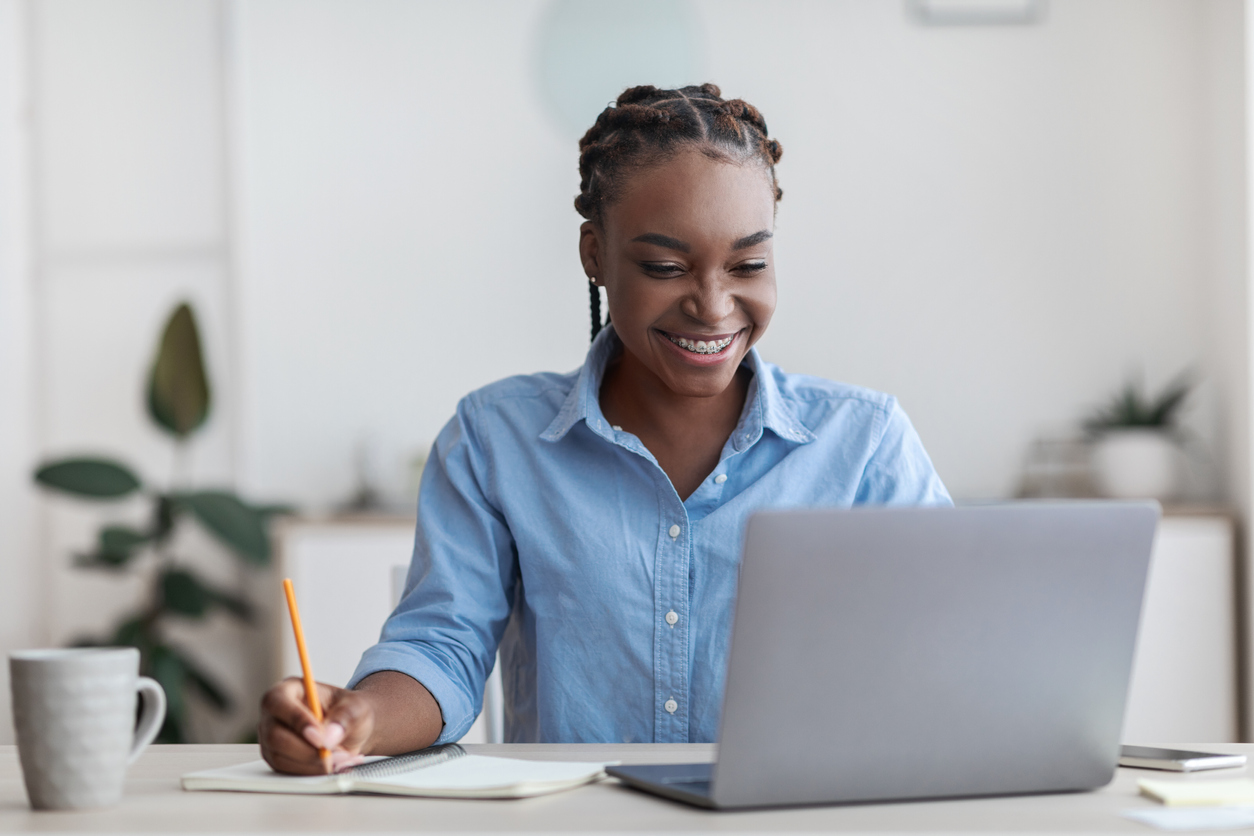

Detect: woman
259,84,950,774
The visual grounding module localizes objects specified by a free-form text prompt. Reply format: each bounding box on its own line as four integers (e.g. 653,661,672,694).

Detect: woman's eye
641,262,685,277
734,261,768,275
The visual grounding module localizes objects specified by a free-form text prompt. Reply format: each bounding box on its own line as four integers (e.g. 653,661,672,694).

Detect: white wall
717,0,1229,501
15,0,267,742
1202,0,1249,528
232,0,1244,506
0,0,37,747
231,0,584,507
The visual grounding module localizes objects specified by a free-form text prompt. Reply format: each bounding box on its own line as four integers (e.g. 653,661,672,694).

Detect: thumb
320,688,374,754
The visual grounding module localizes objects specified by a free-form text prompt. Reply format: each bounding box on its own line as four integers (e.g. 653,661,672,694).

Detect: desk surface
2,743,1249,833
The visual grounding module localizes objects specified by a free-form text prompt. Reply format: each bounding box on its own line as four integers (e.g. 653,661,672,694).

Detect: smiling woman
589,151,778,499
257,84,952,773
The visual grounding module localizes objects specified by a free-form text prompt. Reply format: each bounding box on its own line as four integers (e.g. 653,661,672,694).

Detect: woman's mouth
663,333,735,355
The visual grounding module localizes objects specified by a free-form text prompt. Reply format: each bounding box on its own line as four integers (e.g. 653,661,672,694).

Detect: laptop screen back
712,502,1158,808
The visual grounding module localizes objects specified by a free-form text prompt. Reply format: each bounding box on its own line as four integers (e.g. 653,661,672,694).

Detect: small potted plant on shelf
1084,373,1194,501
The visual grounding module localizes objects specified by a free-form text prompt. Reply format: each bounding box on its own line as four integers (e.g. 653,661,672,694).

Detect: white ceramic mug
9,647,166,810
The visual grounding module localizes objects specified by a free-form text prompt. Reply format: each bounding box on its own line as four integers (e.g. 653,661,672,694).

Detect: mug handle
128,676,167,765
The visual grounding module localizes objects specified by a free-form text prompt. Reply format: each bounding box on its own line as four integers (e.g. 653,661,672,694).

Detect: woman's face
580,149,778,399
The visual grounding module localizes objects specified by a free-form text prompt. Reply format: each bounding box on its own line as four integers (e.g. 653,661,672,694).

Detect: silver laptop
608,502,1159,809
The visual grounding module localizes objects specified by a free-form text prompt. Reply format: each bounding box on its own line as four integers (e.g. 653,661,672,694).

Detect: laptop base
607,763,716,809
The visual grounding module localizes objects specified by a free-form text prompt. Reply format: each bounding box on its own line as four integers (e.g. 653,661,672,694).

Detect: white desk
3,743,1250,832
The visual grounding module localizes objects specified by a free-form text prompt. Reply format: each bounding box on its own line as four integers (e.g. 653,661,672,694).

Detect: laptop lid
711,502,1159,809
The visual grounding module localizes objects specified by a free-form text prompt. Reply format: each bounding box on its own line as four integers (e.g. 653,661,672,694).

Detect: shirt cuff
347,643,476,745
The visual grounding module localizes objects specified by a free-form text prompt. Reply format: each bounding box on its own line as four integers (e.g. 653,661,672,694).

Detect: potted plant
1084,373,1193,501
32,303,289,742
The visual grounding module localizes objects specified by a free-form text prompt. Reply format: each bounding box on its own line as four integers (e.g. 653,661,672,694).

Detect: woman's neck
599,349,750,501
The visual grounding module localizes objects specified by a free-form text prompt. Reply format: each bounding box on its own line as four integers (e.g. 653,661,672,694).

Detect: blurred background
0,0,1249,744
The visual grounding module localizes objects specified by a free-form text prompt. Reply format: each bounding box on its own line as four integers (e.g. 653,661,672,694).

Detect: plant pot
1091,429,1180,500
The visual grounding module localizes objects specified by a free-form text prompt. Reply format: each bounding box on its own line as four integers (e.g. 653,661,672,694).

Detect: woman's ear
579,221,603,286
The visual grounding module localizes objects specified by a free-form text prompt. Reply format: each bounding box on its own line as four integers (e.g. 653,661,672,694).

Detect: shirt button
665,611,678,626
668,524,681,539
664,699,678,714
612,425,622,431
714,474,727,484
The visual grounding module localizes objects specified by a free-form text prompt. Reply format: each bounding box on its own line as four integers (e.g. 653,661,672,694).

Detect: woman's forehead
605,151,776,244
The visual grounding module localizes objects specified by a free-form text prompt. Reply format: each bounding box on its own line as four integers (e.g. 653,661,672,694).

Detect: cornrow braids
578,84,783,341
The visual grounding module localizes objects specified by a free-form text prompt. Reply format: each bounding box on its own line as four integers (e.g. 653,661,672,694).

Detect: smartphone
1119,745,1248,772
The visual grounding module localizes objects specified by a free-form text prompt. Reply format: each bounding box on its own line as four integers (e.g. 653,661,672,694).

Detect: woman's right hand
258,677,375,774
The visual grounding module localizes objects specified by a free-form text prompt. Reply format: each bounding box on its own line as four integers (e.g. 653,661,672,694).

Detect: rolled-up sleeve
854,399,952,506
347,396,517,743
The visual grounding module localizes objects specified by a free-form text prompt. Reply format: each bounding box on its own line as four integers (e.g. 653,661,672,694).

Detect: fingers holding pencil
259,678,372,775
272,579,376,775
281,579,332,772
310,683,374,769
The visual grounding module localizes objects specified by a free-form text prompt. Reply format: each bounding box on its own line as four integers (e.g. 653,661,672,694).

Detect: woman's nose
684,277,736,324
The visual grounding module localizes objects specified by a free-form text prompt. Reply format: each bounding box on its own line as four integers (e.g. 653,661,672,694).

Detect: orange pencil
282,578,332,774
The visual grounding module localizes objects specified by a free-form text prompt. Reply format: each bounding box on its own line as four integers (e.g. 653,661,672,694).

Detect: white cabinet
278,513,1240,747
1121,514,1238,744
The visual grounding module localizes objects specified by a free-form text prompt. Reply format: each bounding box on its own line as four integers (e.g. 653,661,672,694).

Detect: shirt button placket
656,509,689,743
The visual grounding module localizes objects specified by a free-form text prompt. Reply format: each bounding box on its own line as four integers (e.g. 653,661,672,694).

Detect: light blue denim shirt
349,327,951,744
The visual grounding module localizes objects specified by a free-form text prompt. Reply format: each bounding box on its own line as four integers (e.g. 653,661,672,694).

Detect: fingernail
302,725,323,747
323,722,345,748
331,751,365,772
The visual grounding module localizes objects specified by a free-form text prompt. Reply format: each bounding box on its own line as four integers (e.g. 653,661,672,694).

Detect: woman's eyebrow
630,232,690,252
732,230,773,250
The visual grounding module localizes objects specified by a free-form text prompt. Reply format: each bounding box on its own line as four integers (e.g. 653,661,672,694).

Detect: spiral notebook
181,744,612,799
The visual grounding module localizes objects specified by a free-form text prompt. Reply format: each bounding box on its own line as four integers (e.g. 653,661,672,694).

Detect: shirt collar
540,326,620,443
540,326,816,446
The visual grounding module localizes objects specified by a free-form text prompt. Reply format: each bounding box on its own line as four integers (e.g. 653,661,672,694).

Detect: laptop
608,501,1159,809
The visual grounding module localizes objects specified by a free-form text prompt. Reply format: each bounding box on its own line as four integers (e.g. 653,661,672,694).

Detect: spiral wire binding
348,743,466,779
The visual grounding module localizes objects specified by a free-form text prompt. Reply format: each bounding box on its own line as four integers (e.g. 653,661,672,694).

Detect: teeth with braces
667,334,733,355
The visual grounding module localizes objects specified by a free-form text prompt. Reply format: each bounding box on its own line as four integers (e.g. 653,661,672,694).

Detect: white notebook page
365,755,607,790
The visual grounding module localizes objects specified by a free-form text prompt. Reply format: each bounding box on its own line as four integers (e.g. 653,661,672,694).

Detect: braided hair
577,83,784,340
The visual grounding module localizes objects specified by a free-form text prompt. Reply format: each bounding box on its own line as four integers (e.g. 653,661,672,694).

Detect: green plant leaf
111,616,150,649
73,549,136,571
147,645,187,742
34,458,141,498
152,494,176,543
177,651,232,711
147,303,211,438
253,503,297,520
95,525,148,566
161,568,211,618
1149,375,1194,427
178,491,270,565
208,588,254,622
1086,372,1196,434
159,566,253,623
